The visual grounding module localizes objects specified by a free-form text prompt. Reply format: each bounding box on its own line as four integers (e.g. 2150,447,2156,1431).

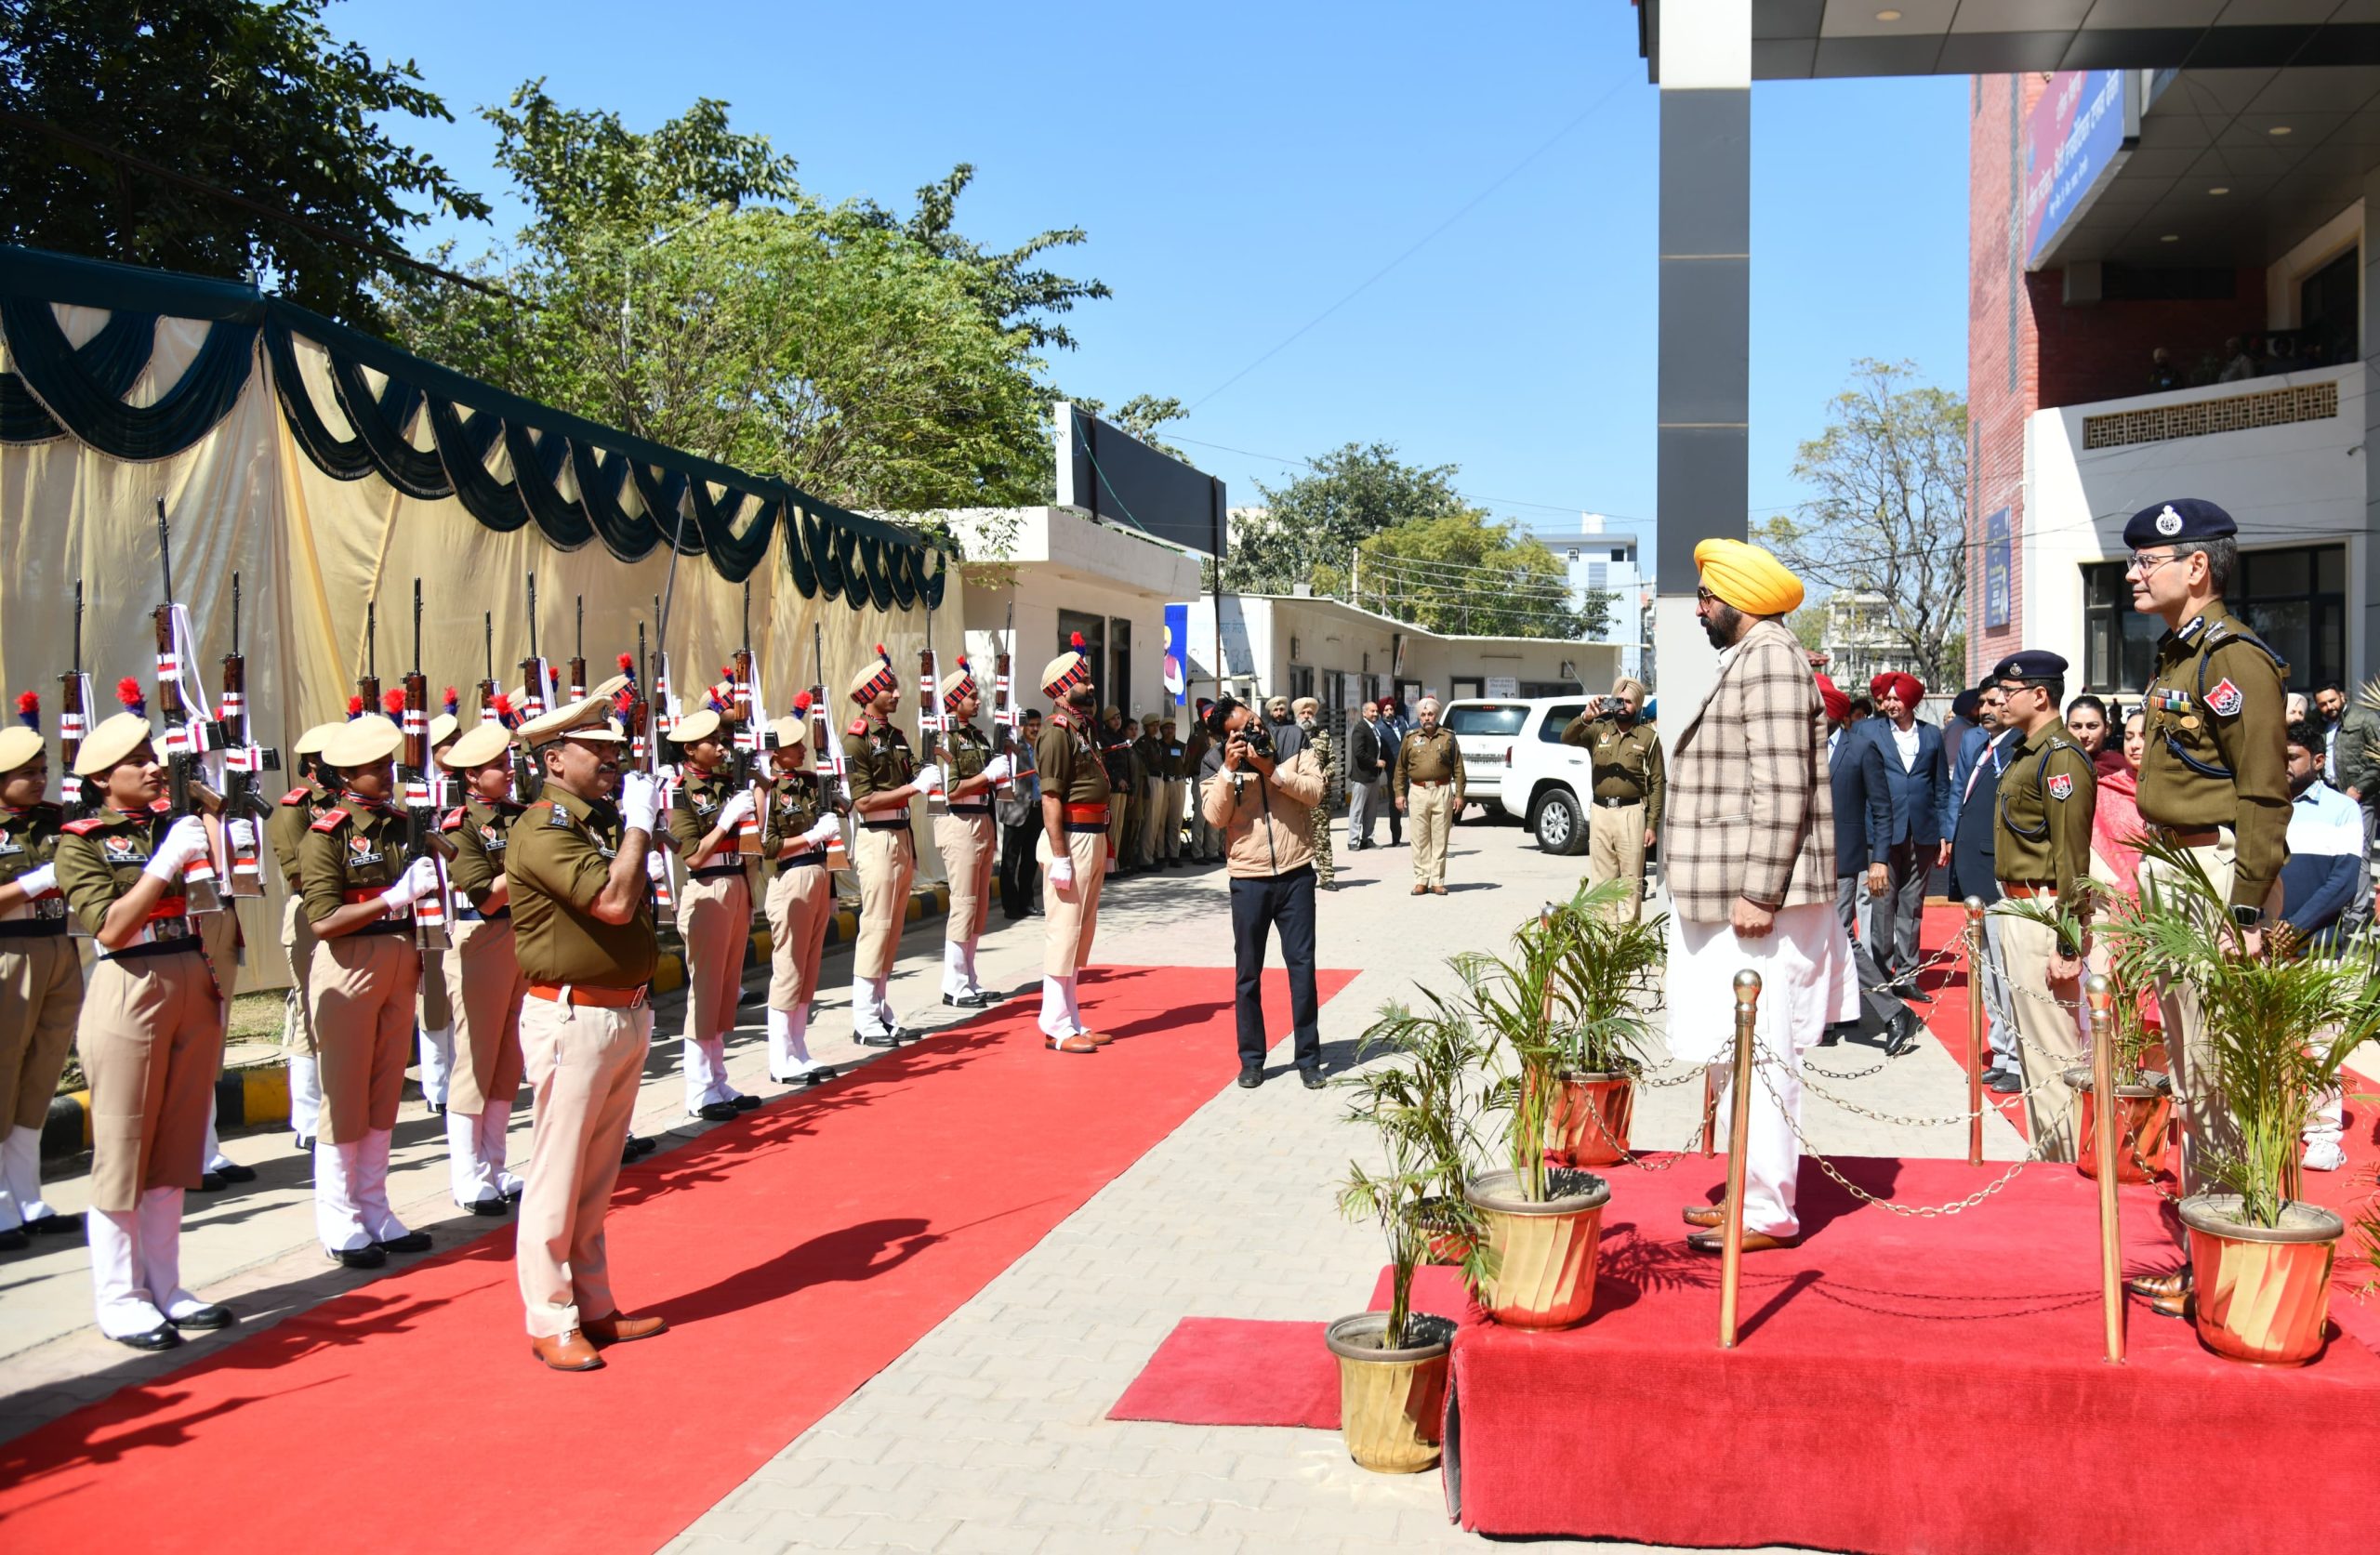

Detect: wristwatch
2229,904,2265,929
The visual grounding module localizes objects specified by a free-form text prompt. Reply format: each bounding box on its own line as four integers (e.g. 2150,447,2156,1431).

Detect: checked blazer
1662,616,1836,924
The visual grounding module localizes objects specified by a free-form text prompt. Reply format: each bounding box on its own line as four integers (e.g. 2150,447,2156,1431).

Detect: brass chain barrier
1750,1048,2041,1218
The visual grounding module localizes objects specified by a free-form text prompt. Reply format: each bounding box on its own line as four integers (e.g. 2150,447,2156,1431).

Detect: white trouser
447,1106,498,1206
942,939,983,999
852,975,893,1038
767,1006,825,1078
203,1095,231,1173
418,1024,455,1109
358,1127,407,1242
89,1206,166,1338
314,1136,370,1252
1038,975,1083,1039
482,1100,522,1196
2,1124,52,1227
682,1029,731,1112
288,1049,323,1141
138,1186,206,1321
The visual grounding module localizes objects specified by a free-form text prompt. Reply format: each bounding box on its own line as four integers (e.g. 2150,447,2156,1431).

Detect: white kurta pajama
1665,904,1859,1238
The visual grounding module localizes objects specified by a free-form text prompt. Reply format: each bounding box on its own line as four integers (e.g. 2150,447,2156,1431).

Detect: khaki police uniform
508,775,659,1343
2135,601,2289,1196
267,774,333,1140
441,793,531,1206
1563,709,1666,922
844,712,919,1038
933,718,998,1003
760,758,836,1078
668,758,755,1116
1992,720,2097,1161
1101,717,1135,872
1134,731,1168,865
1394,723,1465,891
1158,730,1187,863
0,798,81,1233
1037,705,1111,1047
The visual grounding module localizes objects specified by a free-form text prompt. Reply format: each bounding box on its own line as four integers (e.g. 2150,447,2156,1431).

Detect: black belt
945,802,993,817
860,818,911,832
102,940,204,963
455,905,510,923
1063,821,1110,835
1593,796,1641,809
776,851,828,875
0,918,68,940
689,863,746,881
349,918,414,938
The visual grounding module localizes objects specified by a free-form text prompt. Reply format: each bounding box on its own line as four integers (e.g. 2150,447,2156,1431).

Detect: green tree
0,0,488,327
1220,441,1471,596
853,165,1112,351
1758,359,1968,688
1355,510,1594,639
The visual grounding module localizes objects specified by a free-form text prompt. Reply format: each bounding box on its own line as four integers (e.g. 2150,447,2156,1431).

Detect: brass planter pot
1463,1167,1611,1329
1324,1312,1455,1473
1544,1070,1636,1167
2060,1067,2173,1184
2178,1193,2343,1366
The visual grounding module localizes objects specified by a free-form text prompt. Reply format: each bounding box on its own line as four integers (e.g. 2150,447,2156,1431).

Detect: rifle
217,572,282,897
918,611,942,768
631,622,651,768
991,603,1017,800
400,580,455,950
519,571,552,719
356,599,381,714
476,612,500,722
152,499,225,915
58,579,90,816
812,621,848,828
568,595,587,701
730,582,768,858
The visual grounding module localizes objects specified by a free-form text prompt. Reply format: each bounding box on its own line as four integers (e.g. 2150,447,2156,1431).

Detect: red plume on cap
791,690,813,714
381,688,406,718
15,690,38,730
617,652,636,674
1069,632,1085,651
346,693,365,719
443,686,460,715
493,692,516,729
954,655,969,671
117,677,146,714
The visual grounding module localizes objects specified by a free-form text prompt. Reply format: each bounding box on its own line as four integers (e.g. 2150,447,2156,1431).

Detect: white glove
716,789,757,830
378,856,438,915
14,862,57,898
912,763,944,796
227,818,258,855
143,815,212,881
981,754,1013,784
644,849,669,883
619,771,659,836
1048,856,1075,895
803,814,843,847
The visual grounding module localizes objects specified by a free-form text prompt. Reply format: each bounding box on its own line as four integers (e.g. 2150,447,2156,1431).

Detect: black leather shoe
25,1212,83,1237
0,1227,28,1252
426,1101,445,1116
375,1231,432,1254
1987,1069,2023,1095
463,1198,509,1217
695,1101,739,1123
626,1135,656,1158
196,1172,226,1193
213,1161,259,1184
1884,1009,1922,1059
1236,1065,1264,1089
1300,1068,1327,1090
167,1304,235,1331
294,1134,316,1153
328,1245,387,1270
620,1140,641,1166
731,1093,760,1112
1904,989,1933,1004
112,1324,182,1351
1818,1025,1844,1048
855,1031,901,1048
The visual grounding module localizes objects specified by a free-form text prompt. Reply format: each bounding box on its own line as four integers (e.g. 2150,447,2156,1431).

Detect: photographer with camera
1198,697,1329,1090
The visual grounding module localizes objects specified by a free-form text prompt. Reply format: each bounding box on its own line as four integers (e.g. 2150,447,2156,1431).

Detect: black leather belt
775,851,828,875
350,919,414,937
454,905,510,923
101,940,204,963
1594,796,1640,809
690,863,746,881
945,802,993,817
0,918,68,940
1063,821,1109,835
860,818,911,832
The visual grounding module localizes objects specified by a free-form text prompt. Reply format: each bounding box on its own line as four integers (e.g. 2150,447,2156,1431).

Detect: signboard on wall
2023,70,2136,270
1161,602,1188,705
1984,507,2012,629
1485,676,1520,698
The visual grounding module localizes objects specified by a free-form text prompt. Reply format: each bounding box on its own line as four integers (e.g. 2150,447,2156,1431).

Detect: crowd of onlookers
2148,330,2349,392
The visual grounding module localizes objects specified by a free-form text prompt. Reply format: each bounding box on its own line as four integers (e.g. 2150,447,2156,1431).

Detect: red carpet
0,965,1354,1555
1109,1319,1339,1428
1446,1153,2380,1552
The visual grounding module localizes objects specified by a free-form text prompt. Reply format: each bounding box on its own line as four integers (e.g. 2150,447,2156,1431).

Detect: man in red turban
1855,667,1949,988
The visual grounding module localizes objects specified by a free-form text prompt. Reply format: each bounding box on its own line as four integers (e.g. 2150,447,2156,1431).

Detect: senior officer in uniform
438,718,532,1213
1562,677,1665,921
268,720,341,1151
933,659,1012,1007
1393,697,1464,895
845,646,934,1047
760,697,842,1084
664,704,760,1122
301,715,441,1269
0,703,81,1247
2118,497,2291,1319
506,692,668,1371
1989,651,2098,1160
54,710,232,1347
1035,636,1109,1053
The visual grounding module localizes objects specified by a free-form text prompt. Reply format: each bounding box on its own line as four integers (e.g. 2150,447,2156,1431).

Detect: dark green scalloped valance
0,243,950,596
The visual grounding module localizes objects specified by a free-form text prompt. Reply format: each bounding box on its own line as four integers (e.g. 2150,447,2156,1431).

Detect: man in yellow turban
1662,535,1856,1256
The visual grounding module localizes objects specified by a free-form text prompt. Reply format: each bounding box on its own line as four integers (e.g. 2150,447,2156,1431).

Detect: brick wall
1965,74,2040,685
2028,270,2268,410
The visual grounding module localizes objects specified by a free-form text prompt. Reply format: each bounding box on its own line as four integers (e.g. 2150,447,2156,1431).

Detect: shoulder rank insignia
547,801,573,827
308,809,350,834
2206,678,2244,718
62,815,111,836
281,787,311,806
2177,615,2206,644
440,807,466,832
846,718,869,739
2047,772,2073,801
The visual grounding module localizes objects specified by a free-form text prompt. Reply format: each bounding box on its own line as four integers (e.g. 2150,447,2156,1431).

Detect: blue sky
339,0,1969,570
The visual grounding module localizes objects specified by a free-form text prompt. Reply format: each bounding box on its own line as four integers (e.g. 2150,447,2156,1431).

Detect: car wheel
1530,789,1585,855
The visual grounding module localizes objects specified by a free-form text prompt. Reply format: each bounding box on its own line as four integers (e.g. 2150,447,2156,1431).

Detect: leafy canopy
0,0,489,327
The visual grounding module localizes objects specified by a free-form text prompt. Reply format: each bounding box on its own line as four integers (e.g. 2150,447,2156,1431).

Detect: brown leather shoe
2125,1268,2191,1300
1410,883,1429,896
530,1329,603,1371
1081,1031,1115,1047
2147,1289,2193,1321
582,1311,667,1346
1686,1228,1797,1254
1429,884,1448,895
1681,1205,1725,1229
1045,1034,1098,1054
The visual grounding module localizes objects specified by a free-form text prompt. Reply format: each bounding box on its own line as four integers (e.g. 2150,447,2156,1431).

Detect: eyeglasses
1694,586,1719,604
2124,550,2181,576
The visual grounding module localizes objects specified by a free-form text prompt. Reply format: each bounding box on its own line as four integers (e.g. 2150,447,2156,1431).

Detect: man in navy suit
1861,671,1949,985
1943,683,2021,1090
1819,676,1918,1055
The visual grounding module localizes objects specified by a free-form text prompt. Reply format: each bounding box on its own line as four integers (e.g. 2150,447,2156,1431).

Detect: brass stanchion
1699,1071,1717,1157
2086,973,2124,1364
1718,969,1761,1351
1964,896,1987,1167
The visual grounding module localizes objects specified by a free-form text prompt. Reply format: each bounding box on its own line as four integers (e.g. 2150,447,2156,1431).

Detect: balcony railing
2079,374,2342,453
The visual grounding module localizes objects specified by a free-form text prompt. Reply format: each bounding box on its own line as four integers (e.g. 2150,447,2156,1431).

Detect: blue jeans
1230,865,1320,1071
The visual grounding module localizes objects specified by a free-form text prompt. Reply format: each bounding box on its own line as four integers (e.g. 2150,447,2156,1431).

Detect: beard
1067,688,1095,715
1701,600,1743,650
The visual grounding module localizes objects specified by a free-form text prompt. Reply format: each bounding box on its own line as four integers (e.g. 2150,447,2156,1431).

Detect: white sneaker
2302,1139,2347,1173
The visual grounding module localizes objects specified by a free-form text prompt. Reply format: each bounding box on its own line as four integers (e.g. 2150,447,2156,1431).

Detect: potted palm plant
1459,883,1621,1329
2004,893,2175,1183
2104,838,2380,1364
1538,883,1665,1166
1329,1001,1485,1473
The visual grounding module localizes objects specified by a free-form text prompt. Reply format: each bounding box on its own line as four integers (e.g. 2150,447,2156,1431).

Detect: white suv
1443,695,1638,856
1437,699,1535,815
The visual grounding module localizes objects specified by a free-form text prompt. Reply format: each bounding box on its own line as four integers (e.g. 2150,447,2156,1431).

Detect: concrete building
1818,589,1926,692
1520,513,1646,679
948,506,1203,721
1967,63,2376,698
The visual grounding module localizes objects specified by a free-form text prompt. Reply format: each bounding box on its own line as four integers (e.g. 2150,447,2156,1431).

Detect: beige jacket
1200,747,1327,878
